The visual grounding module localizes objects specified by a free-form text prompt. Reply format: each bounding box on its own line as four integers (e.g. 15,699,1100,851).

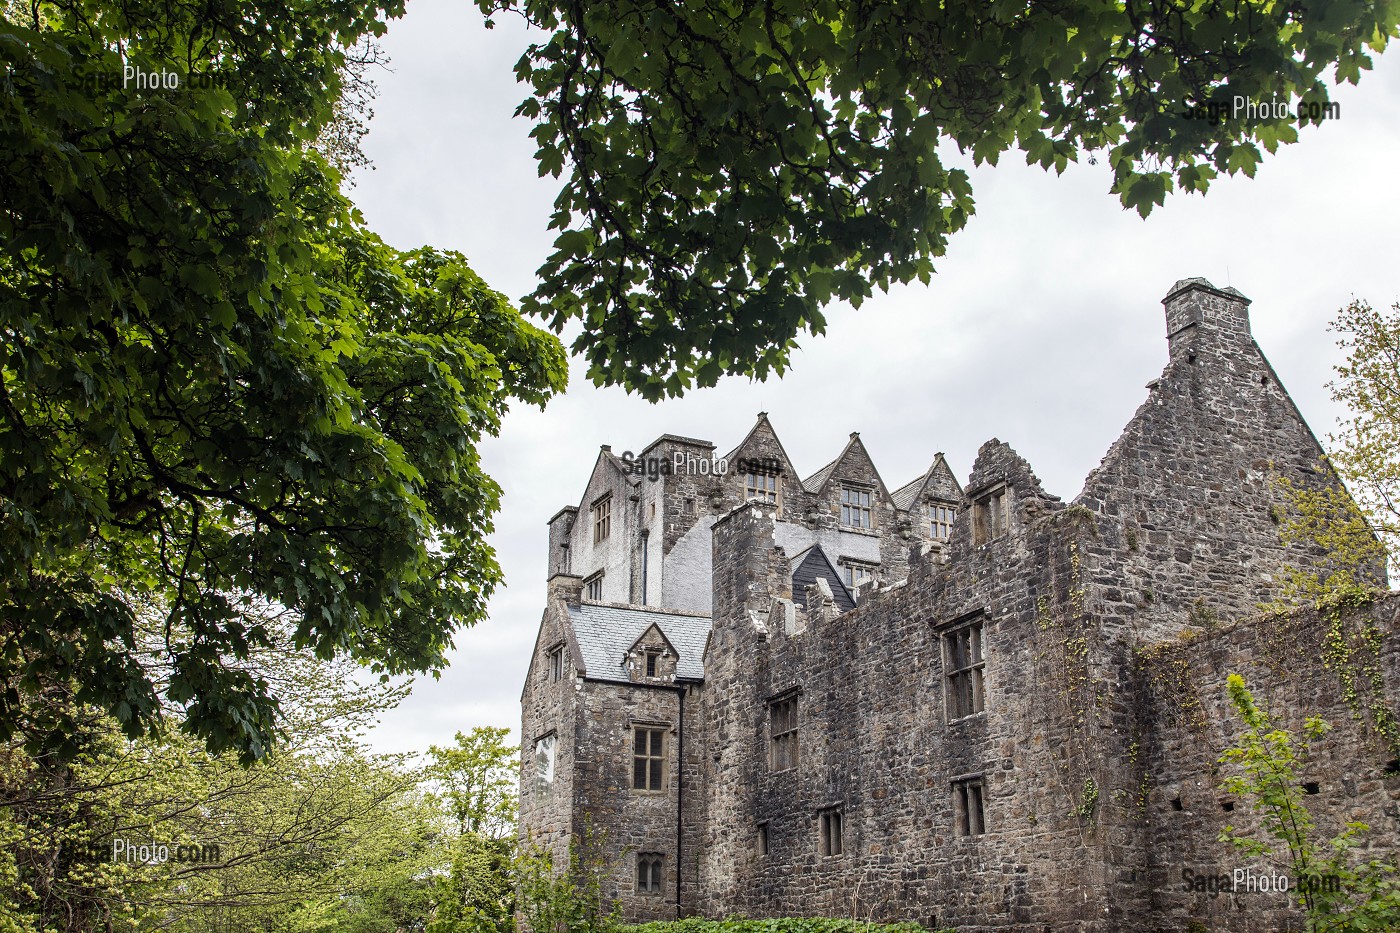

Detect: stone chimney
711,501,790,626
1163,277,1252,364
546,506,577,577
547,572,584,606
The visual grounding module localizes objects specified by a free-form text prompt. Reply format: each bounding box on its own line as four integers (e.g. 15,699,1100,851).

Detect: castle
519,279,1400,932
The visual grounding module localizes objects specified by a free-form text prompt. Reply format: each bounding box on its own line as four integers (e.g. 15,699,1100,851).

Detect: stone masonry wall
529,279,1399,931
698,444,1149,932
520,580,585,869
1076,280,1378,642
1136,595,1400,933
571,674,704,921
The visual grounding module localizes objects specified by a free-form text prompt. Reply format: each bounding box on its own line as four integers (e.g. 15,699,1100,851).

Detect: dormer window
929,503,956,540
645,649,660,678
840,560,877,590
972,486,1009,544
839,485,874,529
744,471,781,513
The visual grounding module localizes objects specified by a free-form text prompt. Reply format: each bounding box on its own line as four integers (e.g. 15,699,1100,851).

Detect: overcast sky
349,0,1400,756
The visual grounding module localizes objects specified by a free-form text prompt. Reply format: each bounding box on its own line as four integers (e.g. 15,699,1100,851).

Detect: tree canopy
0,0,567,762
478,0,1399,398
1270,298,1399,608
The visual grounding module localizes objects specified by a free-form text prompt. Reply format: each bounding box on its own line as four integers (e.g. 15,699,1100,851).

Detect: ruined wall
697,448,1143,932
1076,280,1370,641
528,277,1400,931
1136,595,1400,933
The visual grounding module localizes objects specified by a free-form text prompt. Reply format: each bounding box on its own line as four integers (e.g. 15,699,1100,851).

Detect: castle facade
519,279,1400,932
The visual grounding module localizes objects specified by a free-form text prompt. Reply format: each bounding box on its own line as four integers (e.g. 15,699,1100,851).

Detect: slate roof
891,475,925,511
787,544,856,612
567,603,711,684
801,456,840,493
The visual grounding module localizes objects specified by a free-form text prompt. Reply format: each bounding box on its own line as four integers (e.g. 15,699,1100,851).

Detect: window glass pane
650,759,662,789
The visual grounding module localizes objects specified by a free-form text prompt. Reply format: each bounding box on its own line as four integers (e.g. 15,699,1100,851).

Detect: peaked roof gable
892,453,964,511
788,543,855,612
627,622,679,659
723,412,801,478
801,433,896,503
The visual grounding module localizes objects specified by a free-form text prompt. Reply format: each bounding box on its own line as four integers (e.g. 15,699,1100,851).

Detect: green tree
1272,299,1399,604
1219,674,1400,932
424,728,520,933
0,621,444,933
477,0,1399,398
0,0,568,762
427,727,519,839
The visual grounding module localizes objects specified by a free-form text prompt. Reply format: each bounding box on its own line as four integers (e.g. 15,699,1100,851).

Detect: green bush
622,919,954,933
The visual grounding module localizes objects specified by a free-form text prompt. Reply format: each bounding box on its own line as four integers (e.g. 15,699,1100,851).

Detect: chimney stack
1163,277,1252,364
547,572,584,605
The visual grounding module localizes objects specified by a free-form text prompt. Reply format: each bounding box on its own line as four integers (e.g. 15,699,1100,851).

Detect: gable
567,603,711,684
788,544,855,612
893,453,964,511
724,413,800,480
802,434,896,505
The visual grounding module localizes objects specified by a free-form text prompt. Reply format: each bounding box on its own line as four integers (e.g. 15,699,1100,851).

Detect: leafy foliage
515,832,620,933
0,646,442,933
0,0,567,761
1271,298,1400,604
1219,674,1400,932
479,0,1399,398
1320,300,1400,580
428,726,520,840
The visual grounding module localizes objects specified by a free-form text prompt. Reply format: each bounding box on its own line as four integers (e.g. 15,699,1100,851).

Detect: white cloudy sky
349,0,1400,756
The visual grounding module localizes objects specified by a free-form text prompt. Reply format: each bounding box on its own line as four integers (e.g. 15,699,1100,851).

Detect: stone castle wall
1135,595,1400,933
521,279,1400,932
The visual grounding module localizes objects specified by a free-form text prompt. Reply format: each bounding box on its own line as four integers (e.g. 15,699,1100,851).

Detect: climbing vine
1134,642,1208,731
1314,586,1400,757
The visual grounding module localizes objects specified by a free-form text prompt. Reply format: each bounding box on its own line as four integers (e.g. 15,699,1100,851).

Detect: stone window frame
767,689,801,772
970,484,1009,545
644,648,661,678
940,612,987,721
756,821,770,857
533,731,557,794
592,494,612,543
744,470,782,516
547,643,566,682
952,774,986,837
928,500,957,540
631,721,669,793
817,807,844,857
837,557,878,590
635,852,665,895
839,484,875,529
584,571,604,601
